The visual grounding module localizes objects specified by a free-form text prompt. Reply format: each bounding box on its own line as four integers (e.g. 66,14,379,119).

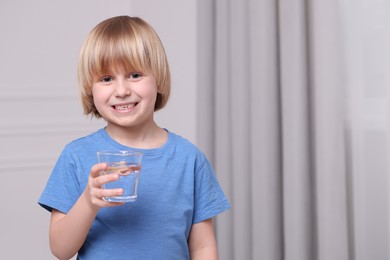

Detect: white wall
0,1,197,259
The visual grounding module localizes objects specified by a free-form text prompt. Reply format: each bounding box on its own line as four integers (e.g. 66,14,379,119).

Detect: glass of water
97,151,143,202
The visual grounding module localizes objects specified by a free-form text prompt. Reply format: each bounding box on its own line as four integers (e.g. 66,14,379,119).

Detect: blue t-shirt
38,128,230,260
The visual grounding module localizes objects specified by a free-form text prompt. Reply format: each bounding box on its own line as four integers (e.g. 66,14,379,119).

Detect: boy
38,16,230,259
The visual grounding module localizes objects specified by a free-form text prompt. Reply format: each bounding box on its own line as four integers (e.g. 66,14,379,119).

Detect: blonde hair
77,16,171,118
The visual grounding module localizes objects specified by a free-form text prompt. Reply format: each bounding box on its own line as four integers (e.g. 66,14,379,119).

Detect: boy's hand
83,162,125,211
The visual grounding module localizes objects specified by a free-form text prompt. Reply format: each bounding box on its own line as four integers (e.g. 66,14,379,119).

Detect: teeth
115,104,135,110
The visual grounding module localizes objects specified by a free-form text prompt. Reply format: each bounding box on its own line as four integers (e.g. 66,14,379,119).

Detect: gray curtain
197,0,351,259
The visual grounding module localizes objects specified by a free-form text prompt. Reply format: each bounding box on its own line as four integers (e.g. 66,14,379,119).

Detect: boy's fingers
90,163,107,178
94,173,119,187
99,188,123,199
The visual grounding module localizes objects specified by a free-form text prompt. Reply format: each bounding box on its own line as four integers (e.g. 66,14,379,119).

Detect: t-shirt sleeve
38,146,82,214
193,155,231,224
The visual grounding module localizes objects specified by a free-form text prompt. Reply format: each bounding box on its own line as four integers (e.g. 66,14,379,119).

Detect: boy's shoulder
168,130,206,158
64,129,104,151
169,131,198,150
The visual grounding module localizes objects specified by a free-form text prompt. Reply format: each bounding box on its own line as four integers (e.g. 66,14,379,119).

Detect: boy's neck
105,122,168,149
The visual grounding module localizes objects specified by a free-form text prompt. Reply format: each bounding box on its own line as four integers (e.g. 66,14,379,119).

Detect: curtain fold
197,0,351,259
279,1,315,259
306,1,350,259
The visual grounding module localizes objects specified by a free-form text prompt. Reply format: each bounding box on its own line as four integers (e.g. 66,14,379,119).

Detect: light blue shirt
38,128,230,259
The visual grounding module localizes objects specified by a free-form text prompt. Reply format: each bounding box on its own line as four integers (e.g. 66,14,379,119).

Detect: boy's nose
115,80,131,97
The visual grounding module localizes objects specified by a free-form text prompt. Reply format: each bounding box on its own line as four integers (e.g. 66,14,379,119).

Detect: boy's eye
129,73,142,79
100,76,112,82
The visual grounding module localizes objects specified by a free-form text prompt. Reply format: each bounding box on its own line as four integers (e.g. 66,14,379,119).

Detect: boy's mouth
113,103,138,111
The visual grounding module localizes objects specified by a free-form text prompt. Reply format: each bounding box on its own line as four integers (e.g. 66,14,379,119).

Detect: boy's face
92,70,158,130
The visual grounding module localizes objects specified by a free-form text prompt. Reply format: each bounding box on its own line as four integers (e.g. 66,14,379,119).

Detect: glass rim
96,151,143,156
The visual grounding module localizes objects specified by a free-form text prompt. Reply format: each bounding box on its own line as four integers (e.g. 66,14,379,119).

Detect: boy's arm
188,218,218,260
49,163,124,260
49,199,97,260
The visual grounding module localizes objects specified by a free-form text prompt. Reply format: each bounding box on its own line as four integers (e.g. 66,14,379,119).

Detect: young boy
38,15,230,259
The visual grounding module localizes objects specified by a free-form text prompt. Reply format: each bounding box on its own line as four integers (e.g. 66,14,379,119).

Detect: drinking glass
97,151,143,202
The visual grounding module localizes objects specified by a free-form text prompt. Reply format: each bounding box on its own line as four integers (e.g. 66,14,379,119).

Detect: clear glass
97,151,143,202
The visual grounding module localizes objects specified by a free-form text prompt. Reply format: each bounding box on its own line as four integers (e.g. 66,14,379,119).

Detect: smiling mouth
113,103,138,111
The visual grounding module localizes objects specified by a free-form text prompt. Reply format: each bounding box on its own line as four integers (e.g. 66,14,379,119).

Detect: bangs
88,28,151,77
